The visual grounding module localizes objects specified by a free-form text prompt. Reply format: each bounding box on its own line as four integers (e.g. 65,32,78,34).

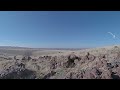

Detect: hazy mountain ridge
0,46,89,50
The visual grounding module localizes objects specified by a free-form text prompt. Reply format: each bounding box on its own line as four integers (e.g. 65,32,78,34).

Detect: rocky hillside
0,45,120,79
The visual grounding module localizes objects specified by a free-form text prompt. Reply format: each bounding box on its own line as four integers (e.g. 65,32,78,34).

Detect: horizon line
0,45,91,49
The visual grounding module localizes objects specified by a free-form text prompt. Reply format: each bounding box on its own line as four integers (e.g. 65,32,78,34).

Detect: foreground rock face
0,69,36,79
0,61,36,79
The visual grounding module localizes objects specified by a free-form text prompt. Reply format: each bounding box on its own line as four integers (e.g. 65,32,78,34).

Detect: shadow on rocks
64,53,80,68
111,72,120,79
0,69,36,79
42,71,56,79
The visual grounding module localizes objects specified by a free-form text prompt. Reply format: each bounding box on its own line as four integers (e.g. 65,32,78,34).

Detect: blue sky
0,11,120,48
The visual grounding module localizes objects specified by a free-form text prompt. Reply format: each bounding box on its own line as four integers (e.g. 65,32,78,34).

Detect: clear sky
0,11,120,48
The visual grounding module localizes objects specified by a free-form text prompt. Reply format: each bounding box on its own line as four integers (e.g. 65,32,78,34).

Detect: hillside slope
0,45,120,79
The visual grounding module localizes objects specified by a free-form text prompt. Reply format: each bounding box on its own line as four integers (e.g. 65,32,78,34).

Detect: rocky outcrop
22,56,32,61
50,58,57,69
65,53,79,68
0,61,36,79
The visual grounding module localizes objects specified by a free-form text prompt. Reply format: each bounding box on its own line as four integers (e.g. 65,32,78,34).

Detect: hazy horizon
0,45,91,49
0,11,120,48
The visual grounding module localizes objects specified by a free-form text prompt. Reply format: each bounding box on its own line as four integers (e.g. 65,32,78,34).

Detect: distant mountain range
0,46,89,50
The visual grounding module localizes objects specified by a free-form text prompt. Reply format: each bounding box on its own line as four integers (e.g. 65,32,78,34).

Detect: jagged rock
50,59,57,69
68,53,78,60
85,52,95,61
76,71,84,79
82,68,101,79
95,59,108,69
101,71,112,79
65,70,86,79
42,71,56,79
98,54,107,60
43,56,52,60
22,56,31,61
107,63,114,69
65,53,79,68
